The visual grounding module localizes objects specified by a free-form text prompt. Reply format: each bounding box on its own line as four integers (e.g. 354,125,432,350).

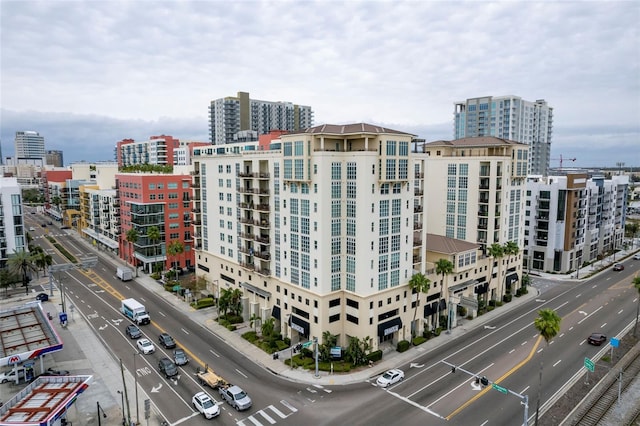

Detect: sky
1,0,639,168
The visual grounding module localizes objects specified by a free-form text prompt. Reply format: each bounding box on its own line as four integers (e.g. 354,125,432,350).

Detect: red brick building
117,172,194,273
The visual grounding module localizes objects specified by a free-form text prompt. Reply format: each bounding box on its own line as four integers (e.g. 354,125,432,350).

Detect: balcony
413,239,422,247
255,267,271,276
414,206,423,213
256,204,270,212
254,251,271,260
413,222,423,230
414,189,423,196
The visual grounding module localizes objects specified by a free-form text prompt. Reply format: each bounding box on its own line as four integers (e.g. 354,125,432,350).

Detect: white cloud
1,0,638,165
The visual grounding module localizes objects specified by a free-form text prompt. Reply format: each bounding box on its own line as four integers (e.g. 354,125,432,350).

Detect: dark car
126,324,142,339
158,358,178,378
47,221,53,225
36,293,49,302
587,333,607,346
61,225,70,230
158,333,176,349
173,349,188,366
46,368,70,376
613,263,624,271
40,223,47,227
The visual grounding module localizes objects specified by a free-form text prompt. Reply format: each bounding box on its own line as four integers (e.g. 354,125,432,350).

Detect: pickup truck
219,384,252,411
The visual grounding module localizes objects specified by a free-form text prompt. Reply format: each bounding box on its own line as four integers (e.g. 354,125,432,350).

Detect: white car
0,369,25,384
192,391,220,419
136,338,155,355
376,368,405,388
633,253,640,260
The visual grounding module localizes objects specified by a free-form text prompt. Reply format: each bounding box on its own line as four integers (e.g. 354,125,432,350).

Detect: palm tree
229,288,243,316
34,251,53,277
8,249,39,294
147,225,162,273
533,308,562,425
218,288,232,318
408,272,431,337
51,195,62,214
487,243,505,303
502,241,519,299
167,240,185,271
125,228,139,277
633,275,640,337
261,317,275,339
434,258,454,329
249,313,262,334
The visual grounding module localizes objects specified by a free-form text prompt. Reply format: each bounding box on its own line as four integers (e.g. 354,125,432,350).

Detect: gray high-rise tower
14,131,45,159
454,96,553,175
208,91,314,144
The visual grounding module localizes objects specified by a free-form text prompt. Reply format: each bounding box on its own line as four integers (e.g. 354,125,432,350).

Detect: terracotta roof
424,136,526,147
426,233,479,254
292,123,415,136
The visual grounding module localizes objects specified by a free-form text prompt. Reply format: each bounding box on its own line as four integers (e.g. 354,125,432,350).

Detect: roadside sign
302,341,313,349
584,357,595,372
610,337,619,348
492,383,508,394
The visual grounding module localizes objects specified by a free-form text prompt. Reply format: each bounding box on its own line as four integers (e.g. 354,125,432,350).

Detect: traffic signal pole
441,360,529,426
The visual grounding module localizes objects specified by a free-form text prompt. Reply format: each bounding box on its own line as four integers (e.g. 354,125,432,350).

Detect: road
27,217,344,425
26,211,640,425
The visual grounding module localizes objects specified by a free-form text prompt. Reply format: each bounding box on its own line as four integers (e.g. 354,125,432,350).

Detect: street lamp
133,352,140,425
117,390,126,426
96,401,107,426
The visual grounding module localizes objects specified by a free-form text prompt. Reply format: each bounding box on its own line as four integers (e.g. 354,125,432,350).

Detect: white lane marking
235,368,248,379
209,349,220,357
559,333,565,338
576,294,581,298
480,421,489,426
521,385,530,394
509,349,515,354
387,389,446,419
618,310,624,315
601,323,607,328
578,306,603,324
569,326,574,331
592,285,597,288
427,363,493,407
521,341,528,346
553,360,562,367
280,400,298,413
181,328,190,335
555,301,569,310
158,311,166,317
537,348,544,353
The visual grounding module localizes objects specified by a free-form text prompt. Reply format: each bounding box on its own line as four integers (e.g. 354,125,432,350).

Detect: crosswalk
236,385,332,426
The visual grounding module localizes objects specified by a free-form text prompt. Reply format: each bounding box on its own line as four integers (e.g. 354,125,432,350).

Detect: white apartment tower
208,91,314,145
524,173,628,274
14,131,45,160
454,96,553,176
0,177,27,268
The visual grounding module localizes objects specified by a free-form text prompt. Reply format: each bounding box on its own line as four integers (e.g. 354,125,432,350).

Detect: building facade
45,150,64,167
117,172,195,273
524,173,629,274
0,177,27,268
208,91,313,145
14,131,45,160
454,96,553,175
192,123,509,350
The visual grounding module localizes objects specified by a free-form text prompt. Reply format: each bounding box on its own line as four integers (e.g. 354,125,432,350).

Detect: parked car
126,324,142,339
158,333,176,349
376,369,405,387
47,221,53,225
61,225,70,230
192,391,220,419
587,333,607,346
40,223,47,227
45,368,70,376
0,369,25,384
173,349,188,366
29,227,36,231
158,358,178,378
136,338,155,355
613,263,624,271
633,254,640,260
36,293,49,302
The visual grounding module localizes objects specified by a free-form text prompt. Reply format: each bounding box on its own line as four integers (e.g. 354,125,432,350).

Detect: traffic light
451,366,456,373
480,376,489,386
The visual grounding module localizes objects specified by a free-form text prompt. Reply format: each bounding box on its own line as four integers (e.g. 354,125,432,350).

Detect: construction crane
551,155,576,170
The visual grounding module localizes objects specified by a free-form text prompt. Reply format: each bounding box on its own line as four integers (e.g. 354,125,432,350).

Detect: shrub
150,272,161,280
433,327,442,337
457,306,467,317
242,331,258,343
515,288,522,297
226,324,236,331
487,306,495,312
503,294,513,303
412,336,427,346
423,329,432,339
397,340,411,352
367,350,383,362
225,314,244,324
191,297,215,309
467,314,474,320
496,301,503,307
276,340,289,351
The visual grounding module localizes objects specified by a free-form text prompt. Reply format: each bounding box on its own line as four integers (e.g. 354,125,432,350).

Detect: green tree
533,308,562,425
34,250,53,277
633,276,640,337
345,336,368,366
249,313,262,334
229,288,243,316
487,243,505,303
434,258,454,328
8,249,39,294
218,288,231,318
502,241,520,299
319,331,338,362
261,317,275,339
125,228,139,277
167,240,185,271
408,272,431,337
0,268,15,297
147,226,162,273
51,195,62,211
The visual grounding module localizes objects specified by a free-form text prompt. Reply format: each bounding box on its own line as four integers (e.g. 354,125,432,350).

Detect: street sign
302,341,313,349
492,383,508,394
584,357,595,372
610,337,619,348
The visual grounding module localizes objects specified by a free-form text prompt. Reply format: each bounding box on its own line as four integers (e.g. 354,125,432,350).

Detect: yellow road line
446,335,543,420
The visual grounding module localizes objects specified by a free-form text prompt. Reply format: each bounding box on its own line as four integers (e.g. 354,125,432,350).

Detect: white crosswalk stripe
236,401,298,426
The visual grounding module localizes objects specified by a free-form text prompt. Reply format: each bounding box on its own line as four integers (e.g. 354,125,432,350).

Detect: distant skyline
1,1,638,167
